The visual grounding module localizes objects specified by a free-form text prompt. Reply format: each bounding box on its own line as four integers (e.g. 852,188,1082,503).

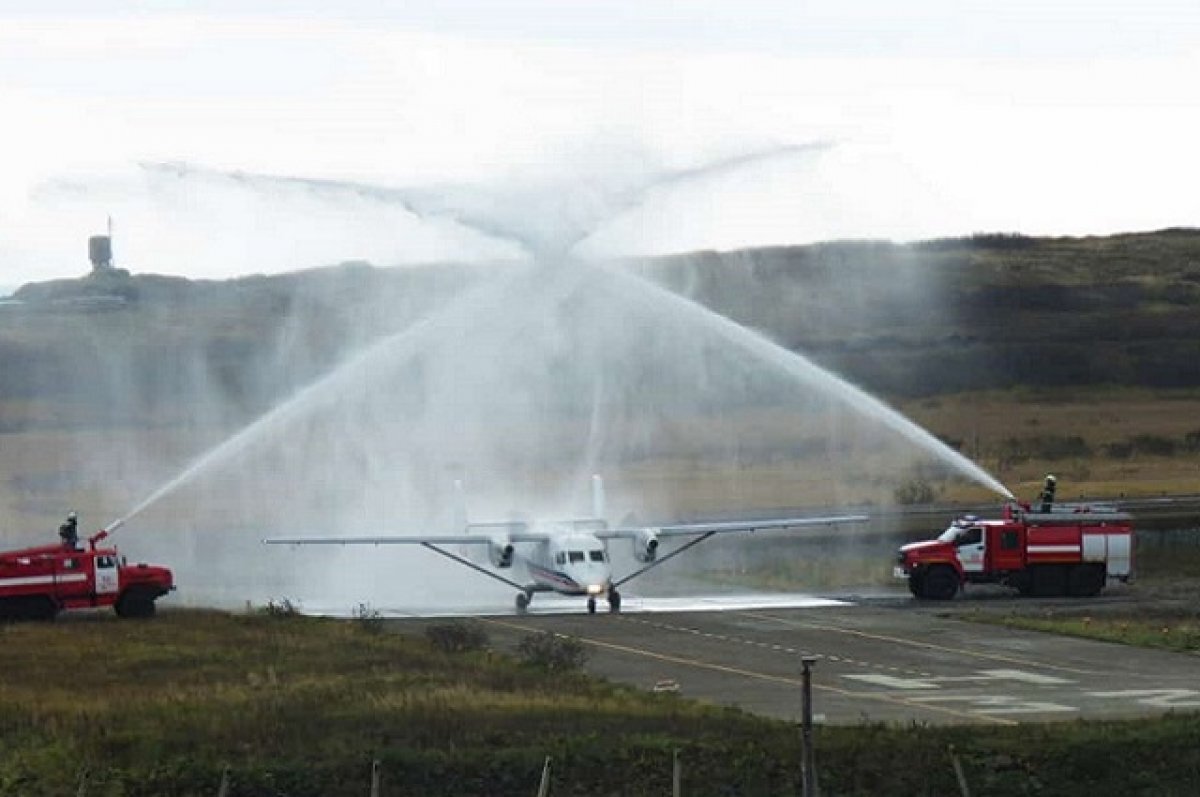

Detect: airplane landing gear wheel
516,592,531,614
586,597,597,614
608,589,622,613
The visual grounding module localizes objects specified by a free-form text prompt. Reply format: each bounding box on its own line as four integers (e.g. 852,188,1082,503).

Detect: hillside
6,229,1199,435
635,228,1200,397
3,229,1200,517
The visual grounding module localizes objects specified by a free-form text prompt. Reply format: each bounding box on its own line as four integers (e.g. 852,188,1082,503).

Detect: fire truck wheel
1,596,59,621
1031,565,1069,597
922,566,959,601
115,590,157,619
1067,564,1105,597
32,596,59,621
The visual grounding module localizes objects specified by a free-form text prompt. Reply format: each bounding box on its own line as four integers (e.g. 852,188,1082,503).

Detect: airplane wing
264,531,552,545
596,514,868,539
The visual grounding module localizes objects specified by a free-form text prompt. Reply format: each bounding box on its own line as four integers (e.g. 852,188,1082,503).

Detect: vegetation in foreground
1,611,1199,796
962,543,1200,655
969,609,1200,654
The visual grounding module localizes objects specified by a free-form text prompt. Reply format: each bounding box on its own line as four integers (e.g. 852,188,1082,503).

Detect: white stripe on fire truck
1026,545,1081,553
0,573,89,587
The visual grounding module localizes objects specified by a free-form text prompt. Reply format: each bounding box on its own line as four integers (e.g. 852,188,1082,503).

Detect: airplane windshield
568,551,585,563
589,550,606,562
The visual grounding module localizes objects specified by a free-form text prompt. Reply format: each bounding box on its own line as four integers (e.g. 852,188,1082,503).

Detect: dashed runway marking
619,615,935,677
479,615,1015,726
739,610,1097,676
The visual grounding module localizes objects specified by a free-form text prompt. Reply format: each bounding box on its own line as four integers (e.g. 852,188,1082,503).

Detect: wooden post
800,657,817,797
672,749,682,797
949,745,971,797
370,759,382,797
216,766,231,797
536,756,552,797
75,769,88,797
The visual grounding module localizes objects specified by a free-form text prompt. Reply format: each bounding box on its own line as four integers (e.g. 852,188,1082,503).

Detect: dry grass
3,385,1199,544
899,387,1200,501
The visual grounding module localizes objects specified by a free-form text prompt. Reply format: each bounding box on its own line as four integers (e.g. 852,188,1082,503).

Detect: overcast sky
2,1,1199,284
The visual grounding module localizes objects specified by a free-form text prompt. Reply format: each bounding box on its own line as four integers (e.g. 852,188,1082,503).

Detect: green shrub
353,602,383,635
425,621,490,654
997,434,1093,466
517,631,589,672
1130,434,1177,456
261,598,300,617
1103,441,1134,459
893,478,936,505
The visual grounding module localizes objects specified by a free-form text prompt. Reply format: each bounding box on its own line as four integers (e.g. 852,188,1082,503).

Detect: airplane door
956,527,986,574
94,555,119,596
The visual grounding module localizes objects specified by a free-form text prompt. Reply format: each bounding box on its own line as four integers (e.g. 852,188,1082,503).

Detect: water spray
591,260,1016,500
103,141,1013,570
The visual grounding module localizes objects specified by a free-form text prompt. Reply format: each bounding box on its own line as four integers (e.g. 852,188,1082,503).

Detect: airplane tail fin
591,474,606,522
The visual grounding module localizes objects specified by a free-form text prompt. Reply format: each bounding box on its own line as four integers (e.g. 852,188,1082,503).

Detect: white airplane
265,477,867,614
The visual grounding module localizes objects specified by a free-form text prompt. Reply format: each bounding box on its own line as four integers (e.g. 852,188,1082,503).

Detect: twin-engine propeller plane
265,477,866,614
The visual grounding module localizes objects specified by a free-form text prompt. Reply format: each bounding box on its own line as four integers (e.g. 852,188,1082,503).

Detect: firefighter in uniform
59,511,79,549
1037,474,1057,512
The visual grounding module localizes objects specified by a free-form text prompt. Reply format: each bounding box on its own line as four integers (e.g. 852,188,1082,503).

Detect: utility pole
800,656,818,797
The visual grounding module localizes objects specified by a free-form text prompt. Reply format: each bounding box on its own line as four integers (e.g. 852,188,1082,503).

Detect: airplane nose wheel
516,592,531,613
586,597,597,614
608,589,622,613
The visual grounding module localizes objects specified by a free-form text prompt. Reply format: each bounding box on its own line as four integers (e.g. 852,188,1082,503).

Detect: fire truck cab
0,530,174,620
895,502,1133,600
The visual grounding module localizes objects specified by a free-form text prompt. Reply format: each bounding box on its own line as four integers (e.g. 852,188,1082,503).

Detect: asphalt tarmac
391,594,1200,726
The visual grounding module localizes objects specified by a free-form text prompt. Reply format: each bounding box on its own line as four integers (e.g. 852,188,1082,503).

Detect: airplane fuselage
521,532,612,598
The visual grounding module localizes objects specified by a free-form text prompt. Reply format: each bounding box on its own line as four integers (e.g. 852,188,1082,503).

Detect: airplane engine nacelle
489,536,515,568
633,528,660,563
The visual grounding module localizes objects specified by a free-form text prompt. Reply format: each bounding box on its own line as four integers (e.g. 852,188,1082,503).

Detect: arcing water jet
103,145,1012,577
591,261,1014,499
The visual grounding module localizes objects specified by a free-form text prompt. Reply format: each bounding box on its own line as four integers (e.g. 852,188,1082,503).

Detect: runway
306,592,849,618
388,595,1200,726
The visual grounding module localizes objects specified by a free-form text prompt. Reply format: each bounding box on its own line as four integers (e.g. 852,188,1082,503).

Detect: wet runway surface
379,594,1200,726
309,592,850,617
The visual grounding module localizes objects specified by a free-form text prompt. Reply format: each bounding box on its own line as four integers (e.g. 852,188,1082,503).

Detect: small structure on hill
88,217,114,274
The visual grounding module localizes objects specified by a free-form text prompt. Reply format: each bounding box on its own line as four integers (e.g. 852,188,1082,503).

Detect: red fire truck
0,528,174,620
895,502,1133,600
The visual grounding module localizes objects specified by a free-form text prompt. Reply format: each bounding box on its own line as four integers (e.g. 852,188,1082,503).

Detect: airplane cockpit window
568,551,585,563
589,550,606,562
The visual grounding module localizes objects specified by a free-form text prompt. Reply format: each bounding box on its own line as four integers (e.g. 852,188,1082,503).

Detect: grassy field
4,384,1200,541
954,542,1200,655
6,230,1200,537
898,386,1200,504
970,611,1200,654
1,610,1200,796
